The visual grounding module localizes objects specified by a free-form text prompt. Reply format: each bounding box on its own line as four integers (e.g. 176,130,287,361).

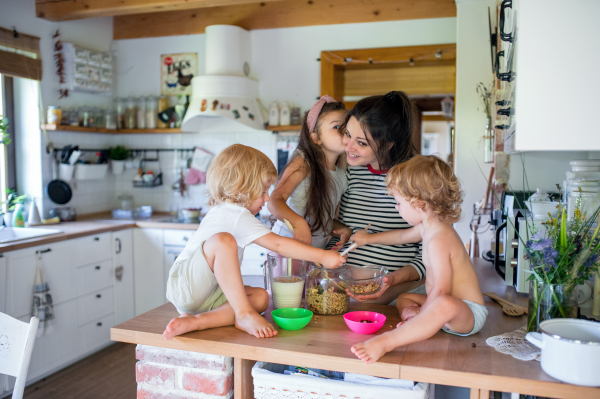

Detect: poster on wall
160,53,198,96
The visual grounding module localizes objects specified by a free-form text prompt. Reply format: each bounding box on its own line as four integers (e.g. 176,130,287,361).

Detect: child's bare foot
351,335,389,364
234,311,278,338
163,315,199,340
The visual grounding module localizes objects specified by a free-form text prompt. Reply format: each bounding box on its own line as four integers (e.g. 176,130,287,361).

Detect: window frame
1,74,17,203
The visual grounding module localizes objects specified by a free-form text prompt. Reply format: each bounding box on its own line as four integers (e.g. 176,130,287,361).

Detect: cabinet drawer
77,287,113,326
73,233,112,265
78,313,113,356
76,259,112,296
163,229,194,246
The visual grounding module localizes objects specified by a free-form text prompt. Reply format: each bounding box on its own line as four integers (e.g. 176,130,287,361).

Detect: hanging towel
185,147,214,185
32,254,55,337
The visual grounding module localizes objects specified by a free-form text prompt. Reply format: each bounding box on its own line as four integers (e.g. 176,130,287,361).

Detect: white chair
0,313,39,399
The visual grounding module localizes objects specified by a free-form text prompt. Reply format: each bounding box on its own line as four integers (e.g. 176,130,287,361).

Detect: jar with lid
60,108,70,125
114,97,126,129
137,96,147,129
305,264,349,315
78,106,91,127
145,96,158,129
47,106,62,124
92,107,104,128
104,106,117,129
157,95,169,128
124,96,137,129
69,107,79,126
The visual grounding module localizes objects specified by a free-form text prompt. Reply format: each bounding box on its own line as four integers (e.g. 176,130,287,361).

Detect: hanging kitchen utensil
46,153,72,205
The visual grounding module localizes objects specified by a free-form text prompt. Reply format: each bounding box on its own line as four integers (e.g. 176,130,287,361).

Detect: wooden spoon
484,292,527,317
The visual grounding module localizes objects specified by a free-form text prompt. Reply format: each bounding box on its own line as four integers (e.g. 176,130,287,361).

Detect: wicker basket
252,362,432,399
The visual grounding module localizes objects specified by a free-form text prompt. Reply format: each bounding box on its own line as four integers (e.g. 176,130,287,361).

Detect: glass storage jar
145,95,158,129
137,96,147,129
78,106,91,127
104,106,117,129
114,97,126,129
305,264,349,315
124,96,137,129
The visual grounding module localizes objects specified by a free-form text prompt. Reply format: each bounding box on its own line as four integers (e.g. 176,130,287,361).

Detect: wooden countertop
111,259,600,399
0,212,200,253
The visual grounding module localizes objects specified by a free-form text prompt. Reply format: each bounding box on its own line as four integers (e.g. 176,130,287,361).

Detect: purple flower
543,247,558,268
530,239,552,251
531,232,544,241
583,253,599,269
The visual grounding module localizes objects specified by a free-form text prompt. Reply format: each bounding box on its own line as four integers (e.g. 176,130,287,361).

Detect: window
0,73,16,206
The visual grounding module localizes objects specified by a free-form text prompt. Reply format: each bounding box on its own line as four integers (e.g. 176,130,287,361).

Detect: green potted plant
108,145,131,175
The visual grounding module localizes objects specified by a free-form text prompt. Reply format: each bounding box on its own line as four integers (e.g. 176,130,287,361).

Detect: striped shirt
326,165,425,279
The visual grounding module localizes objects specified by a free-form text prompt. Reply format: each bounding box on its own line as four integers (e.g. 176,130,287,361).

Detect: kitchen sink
0,227,63,243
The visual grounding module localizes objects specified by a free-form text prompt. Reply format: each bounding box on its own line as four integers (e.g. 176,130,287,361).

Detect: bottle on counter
269,102,279,126
279,102,290,126
12,203,25,227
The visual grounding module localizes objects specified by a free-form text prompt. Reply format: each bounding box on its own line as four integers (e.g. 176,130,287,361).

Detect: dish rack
133,150,163,188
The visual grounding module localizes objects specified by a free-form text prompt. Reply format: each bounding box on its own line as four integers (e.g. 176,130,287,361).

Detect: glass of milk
265,252,307,309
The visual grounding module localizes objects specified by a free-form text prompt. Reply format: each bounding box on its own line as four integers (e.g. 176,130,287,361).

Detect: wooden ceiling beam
35,0,284,21
113,0,456,40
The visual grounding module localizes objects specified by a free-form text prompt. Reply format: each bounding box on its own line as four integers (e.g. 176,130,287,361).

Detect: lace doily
486,326,541,361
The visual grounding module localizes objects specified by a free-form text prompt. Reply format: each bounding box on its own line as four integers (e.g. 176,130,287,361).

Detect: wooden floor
13,343,137,399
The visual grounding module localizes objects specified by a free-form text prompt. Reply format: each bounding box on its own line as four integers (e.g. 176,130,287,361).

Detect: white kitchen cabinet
5,241,75,319
112,229,134,325
0,254,6,313
133,228,165,315
241,243,268,276
513,0,600,151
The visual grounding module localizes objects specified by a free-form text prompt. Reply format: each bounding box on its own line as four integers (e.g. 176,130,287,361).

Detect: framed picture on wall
160,52,198,96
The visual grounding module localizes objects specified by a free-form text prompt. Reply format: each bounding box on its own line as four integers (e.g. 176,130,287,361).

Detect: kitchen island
111,259,600,399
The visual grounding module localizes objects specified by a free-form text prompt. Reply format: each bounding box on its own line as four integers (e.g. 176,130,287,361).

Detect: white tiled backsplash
43,129,278,217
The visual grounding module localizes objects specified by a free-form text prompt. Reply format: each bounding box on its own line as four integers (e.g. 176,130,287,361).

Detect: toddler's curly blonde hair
386,155,464,224
207,144,277,207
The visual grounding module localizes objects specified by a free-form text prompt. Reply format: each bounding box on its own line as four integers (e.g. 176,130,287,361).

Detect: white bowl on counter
526,319,600,387
525,200,560,218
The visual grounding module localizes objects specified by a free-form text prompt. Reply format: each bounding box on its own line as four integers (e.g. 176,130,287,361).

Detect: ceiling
35,0,457,40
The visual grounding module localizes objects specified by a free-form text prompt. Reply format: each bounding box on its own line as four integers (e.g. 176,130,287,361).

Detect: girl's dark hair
341,91,419,170
280,101,346,234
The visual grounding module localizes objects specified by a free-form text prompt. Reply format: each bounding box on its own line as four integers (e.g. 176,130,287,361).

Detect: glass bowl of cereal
340,265,388,296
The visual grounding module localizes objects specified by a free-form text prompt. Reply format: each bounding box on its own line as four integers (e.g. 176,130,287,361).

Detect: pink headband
307,95,336,132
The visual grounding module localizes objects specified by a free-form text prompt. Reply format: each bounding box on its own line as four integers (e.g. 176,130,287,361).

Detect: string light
409,58,414,66
435,50,442,58
324,46,453,66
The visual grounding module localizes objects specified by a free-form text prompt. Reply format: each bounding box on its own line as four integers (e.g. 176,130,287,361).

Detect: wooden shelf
41,124,183,134
265,125,302,132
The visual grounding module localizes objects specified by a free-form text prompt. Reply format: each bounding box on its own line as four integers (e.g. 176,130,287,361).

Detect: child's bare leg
351,295,474,364
396,293,427,317
164,286,269,339
208,233,276,338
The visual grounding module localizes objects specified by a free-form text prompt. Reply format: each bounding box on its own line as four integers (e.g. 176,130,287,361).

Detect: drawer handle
183,236,189,242
94,237,100,241
260,253,264,256
115,237,122,254
115,266,123,281
97,322,102,327
36,248,52,254
96,294,102,298
95,265,101,270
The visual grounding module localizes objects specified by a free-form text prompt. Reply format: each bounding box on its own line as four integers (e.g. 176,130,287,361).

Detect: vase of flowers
525,188,600,332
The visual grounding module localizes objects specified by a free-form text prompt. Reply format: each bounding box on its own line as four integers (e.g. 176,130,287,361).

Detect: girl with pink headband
268,96,348,248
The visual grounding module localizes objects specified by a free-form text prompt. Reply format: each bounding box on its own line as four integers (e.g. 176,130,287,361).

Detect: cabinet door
0,254,6,313
133,228,164,315
112,229,134,325
5,242,75,318
21,299,78,382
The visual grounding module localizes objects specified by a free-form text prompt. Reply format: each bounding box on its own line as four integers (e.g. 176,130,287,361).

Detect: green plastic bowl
271,308,313,330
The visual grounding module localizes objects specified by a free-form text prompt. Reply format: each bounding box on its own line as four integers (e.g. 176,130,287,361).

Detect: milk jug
269,102,279,126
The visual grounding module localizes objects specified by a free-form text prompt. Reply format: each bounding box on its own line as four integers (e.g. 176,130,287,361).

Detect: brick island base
136,345,234,399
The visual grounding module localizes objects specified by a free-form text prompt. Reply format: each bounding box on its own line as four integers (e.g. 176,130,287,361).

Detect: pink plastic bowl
343,311,386,334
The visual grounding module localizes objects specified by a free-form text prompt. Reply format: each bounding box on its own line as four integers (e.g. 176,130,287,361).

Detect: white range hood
181,25,265,132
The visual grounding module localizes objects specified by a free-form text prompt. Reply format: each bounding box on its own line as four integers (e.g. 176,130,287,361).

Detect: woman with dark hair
327,91,425,303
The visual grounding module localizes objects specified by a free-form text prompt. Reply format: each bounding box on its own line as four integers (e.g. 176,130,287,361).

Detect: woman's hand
292,222,313,246
345,274,395,302
401,304,420,322
331,226,353,251
350,230,369,247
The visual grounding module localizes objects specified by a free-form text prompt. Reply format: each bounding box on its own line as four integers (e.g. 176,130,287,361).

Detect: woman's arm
267,156,312,245
254,232,346,269
351,225,422,247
